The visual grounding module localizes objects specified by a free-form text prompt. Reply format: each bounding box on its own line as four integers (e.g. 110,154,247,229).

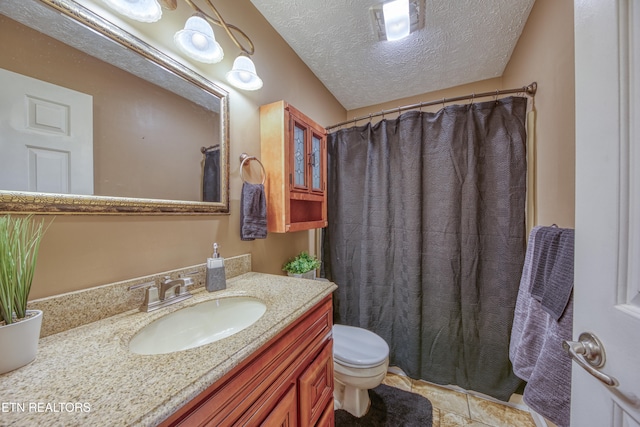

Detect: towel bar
201,144,220,153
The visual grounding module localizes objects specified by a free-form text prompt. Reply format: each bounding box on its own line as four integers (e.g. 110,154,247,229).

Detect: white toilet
332,324,390,417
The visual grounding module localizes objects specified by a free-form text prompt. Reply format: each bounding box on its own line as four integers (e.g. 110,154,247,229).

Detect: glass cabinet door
289,112,325,196
293,122,307,189
310,133,323,192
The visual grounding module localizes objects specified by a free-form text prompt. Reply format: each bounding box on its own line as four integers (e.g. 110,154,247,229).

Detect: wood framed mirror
0,0,229,214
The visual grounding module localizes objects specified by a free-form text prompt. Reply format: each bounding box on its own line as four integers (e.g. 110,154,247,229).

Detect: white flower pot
0,310,43,374
287,270,317,280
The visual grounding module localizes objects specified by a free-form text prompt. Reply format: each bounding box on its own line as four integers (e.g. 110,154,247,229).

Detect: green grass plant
0,215,47,325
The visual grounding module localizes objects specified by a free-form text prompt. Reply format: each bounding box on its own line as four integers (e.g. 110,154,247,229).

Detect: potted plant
282,251,321,280
0,215,47,374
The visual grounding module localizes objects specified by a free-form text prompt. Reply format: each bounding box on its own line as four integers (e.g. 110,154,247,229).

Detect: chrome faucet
160,276,191,300
128,275,195,312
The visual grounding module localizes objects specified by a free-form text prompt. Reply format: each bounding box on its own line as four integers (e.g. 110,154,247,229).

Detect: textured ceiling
250,0,535,110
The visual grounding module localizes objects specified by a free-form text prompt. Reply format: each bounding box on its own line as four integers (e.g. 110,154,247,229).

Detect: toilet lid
333,324,389,368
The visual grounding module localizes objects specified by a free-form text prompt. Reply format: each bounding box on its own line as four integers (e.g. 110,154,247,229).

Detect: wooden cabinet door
298,341,334,427
260,385,298,427
315,401,335,427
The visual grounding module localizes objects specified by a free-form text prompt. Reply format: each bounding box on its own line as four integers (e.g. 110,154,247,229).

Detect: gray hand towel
241,183,267,241
529,226,574,320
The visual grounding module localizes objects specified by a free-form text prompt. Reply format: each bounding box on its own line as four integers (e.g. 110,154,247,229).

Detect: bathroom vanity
161,295,334,426
0,271,336,426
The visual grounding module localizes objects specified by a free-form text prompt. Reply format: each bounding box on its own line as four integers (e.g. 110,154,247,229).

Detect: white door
573,0,640,426
0,68,94,195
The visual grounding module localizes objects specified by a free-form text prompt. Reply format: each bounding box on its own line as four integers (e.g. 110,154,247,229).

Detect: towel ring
239,153,266,185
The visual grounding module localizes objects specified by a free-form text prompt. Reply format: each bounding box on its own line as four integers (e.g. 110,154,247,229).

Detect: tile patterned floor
382,373,537,427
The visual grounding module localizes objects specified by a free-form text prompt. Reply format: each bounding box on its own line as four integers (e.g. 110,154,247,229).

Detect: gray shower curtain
323,97,528,400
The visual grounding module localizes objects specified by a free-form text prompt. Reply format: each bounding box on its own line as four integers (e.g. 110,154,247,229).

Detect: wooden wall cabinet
260,101,328,233
160,296,334,427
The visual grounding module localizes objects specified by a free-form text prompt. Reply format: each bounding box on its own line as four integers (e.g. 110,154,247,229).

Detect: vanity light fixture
100,0,263,90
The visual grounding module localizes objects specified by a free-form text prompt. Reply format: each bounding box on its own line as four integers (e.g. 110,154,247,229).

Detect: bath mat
335,384,433,427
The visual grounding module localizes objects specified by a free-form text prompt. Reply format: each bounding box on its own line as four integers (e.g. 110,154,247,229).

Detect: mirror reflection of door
0,68,94,195
0,11,222,204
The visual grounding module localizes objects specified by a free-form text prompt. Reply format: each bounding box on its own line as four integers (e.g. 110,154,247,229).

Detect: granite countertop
0,272,336,426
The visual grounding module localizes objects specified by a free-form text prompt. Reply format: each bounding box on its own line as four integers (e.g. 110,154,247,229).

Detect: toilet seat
333,324,389,369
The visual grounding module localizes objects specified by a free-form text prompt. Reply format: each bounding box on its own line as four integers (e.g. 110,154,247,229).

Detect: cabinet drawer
299,340,334,427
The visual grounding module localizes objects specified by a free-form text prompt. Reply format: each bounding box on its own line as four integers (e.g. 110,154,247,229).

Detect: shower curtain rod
326,81,537,130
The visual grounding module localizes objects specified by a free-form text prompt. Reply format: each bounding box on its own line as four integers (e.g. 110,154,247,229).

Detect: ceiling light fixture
100,0,263,91
371,0,423,42
383,0,410,41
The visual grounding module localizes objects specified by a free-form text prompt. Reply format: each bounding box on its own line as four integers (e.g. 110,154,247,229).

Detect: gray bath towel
530,227,575,320
510,226,573,427
240,183,267,241
510,226,543,380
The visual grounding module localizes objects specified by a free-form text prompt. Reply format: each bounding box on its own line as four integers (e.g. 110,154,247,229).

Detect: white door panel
28,147,70,193
573,0,640,425
0,68,93,195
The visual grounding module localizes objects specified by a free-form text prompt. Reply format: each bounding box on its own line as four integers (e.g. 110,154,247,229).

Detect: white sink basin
129,296,267,355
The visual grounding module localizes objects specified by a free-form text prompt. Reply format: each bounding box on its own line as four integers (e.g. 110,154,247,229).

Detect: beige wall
347,0,575,229
347,77,504,119
502,0,575,228
22,0,346,299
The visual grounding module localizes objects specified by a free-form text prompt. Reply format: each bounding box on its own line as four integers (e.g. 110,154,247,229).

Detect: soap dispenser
206,243,226,292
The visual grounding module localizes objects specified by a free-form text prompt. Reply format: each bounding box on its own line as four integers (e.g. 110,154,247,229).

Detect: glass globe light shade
174,14,223,64
226,54,263,91
101,0,162,23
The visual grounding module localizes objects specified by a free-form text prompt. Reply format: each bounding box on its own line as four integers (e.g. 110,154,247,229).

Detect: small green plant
282,251,321,275
0,215,47,325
